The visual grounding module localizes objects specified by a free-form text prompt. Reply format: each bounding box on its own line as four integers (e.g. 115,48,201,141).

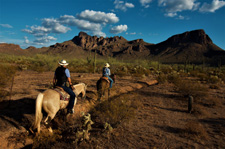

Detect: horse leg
37,113,43,134
108,88,110,100
97,89,102,102
44,112,57,133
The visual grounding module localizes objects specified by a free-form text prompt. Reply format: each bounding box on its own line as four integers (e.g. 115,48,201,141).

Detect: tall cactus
93,49,97,73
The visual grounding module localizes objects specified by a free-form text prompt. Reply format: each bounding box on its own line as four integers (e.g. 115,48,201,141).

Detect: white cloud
59,15,102,31
164,12,177,17
33,36,57,45
0,24,13,28
22,9,124,45
22,25,50,35
199,0,225,12
77,10,119,23
24,36,29,44
140,0,152,8
114,0,135,11
158,0,200,15
42,18,71,33
177,15,185,20
125,2,135,8
92,30,106,37
110,24,128,34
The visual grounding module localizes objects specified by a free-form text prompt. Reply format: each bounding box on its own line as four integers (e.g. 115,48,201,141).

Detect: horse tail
33,93,44,133
96,79,101,91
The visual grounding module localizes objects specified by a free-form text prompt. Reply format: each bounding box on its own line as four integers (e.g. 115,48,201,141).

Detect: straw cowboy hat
105,63,110,67
59,59,69,66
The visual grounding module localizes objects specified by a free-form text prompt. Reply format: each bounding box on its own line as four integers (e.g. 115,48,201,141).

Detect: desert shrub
0,64,17,102
207,75,221,84
218,72,225,82
69,65,93,73
148,61,160,70
114,66,129,77
167,71,181,84
0,64,16,87
28,55,59,72
130,65,151,77
160,65,173,74
174,79,208,98
32,130,62,148
157,73,167,84
91,95,137,127
183,121,208,140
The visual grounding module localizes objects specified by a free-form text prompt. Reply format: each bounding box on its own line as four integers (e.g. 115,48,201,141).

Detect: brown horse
96,74,115,101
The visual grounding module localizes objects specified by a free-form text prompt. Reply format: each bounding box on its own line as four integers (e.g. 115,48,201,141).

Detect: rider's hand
70,84,75,90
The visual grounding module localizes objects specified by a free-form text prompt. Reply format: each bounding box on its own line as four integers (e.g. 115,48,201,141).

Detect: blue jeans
61,86,76,110
107,76,113,88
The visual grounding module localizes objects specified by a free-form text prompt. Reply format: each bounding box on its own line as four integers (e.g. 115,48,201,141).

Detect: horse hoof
48,127,53,133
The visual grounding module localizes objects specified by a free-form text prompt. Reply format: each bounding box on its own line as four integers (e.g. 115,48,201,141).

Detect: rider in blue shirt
102,63,113,88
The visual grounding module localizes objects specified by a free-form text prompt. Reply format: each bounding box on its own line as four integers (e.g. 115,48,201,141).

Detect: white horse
31,83,87,133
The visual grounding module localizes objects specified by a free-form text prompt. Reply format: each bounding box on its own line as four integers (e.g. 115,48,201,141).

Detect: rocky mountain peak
164,29,212,45
72,31,127,50
78,31,90,38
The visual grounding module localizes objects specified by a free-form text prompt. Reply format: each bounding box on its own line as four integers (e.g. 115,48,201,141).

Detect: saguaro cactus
188,95,193,113
93,49,96,73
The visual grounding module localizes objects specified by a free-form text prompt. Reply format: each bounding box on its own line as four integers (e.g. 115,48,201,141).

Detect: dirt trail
0,71,225,148
0,71,156,148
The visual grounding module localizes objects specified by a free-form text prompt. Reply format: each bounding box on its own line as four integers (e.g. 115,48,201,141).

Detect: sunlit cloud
199,0,225,13
114,0,135,11
158,0,200,17
140,0,152,8
110,24,128,34
77,10,119,23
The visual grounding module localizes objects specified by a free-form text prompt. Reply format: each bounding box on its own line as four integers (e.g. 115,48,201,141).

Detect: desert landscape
0,30,225,148
0,65,225,148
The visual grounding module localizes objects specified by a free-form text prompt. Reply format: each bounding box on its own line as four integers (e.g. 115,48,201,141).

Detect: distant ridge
0,29,224,65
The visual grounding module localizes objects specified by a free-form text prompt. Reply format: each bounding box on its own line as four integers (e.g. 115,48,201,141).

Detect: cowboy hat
105,63,110,67
59,59,69,66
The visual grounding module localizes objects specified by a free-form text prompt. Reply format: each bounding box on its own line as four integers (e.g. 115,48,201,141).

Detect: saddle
53,86,70,101
100,77,110,83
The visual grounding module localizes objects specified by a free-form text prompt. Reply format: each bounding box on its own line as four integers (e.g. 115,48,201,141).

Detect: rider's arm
53,75,56,86
68,77,72,86
65,69,73,86
108,68,111,76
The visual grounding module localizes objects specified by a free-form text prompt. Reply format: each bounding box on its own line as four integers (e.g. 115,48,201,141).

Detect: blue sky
0,0,225,50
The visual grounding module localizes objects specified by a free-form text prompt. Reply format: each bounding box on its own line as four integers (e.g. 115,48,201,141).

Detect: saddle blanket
53,87,70,101
101,77,110,83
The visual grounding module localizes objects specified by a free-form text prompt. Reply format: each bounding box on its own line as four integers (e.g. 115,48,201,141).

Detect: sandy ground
0,70,224,148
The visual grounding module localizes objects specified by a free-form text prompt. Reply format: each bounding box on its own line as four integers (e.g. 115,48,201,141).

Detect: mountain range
1,29,224,65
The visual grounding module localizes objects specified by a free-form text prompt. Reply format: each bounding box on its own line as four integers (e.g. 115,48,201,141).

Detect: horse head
72,83,87,100
111,74,116,83
82,83,87,100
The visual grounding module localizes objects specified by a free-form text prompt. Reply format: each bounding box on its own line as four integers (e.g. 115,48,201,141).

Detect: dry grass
0,64,17,102
183,121,208,141
91,94,138,127
32,130,62,149
173,79,208,98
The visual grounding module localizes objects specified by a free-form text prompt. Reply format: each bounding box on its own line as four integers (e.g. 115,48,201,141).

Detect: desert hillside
1,29,225,64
